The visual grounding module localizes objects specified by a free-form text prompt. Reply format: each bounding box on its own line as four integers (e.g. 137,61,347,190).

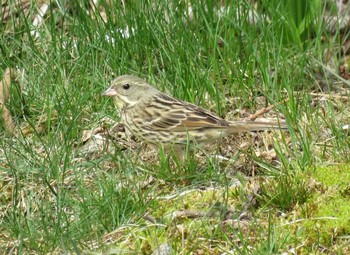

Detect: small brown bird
102,75,287,145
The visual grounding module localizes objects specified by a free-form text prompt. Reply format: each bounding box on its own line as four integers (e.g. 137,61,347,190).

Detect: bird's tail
228,119,288,133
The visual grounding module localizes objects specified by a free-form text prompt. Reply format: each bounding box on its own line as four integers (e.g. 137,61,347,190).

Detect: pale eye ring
123,83,131,90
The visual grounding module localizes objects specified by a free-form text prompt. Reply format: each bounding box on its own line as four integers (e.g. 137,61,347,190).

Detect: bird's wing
142,93,229,131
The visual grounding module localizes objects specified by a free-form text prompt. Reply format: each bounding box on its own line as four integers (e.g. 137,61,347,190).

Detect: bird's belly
126,123,228,145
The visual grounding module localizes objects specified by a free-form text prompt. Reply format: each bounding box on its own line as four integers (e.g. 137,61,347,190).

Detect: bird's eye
123,83,131,90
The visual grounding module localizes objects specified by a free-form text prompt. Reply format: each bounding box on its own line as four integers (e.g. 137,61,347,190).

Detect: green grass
1,0,350,254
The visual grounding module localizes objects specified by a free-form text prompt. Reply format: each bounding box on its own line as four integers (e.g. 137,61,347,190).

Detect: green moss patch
302,165,350,247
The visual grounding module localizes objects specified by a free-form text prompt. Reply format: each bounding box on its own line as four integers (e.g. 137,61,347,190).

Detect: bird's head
102,75,158,109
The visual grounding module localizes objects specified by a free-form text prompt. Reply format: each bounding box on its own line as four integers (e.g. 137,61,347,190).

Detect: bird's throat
113,95,138,111
113,97,126,109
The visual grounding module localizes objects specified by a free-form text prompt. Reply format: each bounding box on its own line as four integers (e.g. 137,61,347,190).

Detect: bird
102,75,287,146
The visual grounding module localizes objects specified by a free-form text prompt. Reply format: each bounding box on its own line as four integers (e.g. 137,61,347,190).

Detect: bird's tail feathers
228,119,288,133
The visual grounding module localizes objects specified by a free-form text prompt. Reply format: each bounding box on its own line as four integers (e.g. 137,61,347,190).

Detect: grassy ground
1,0,350,254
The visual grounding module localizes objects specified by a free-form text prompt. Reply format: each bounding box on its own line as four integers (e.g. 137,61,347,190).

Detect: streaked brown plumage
103,75,287,145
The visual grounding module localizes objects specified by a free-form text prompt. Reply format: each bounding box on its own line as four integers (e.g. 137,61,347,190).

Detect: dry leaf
0,68,15,134
1,105,15,132
81,126,105,143
0,68,12,104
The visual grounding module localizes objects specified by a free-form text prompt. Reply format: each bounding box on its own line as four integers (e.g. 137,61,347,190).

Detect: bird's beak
102,87,118,96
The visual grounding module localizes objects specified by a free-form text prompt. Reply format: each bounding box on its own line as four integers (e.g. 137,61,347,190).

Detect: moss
301,165,350,246
313,165,350,188
152,185,241,220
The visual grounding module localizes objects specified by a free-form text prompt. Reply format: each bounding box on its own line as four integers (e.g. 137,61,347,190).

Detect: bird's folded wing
144,95,229,131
